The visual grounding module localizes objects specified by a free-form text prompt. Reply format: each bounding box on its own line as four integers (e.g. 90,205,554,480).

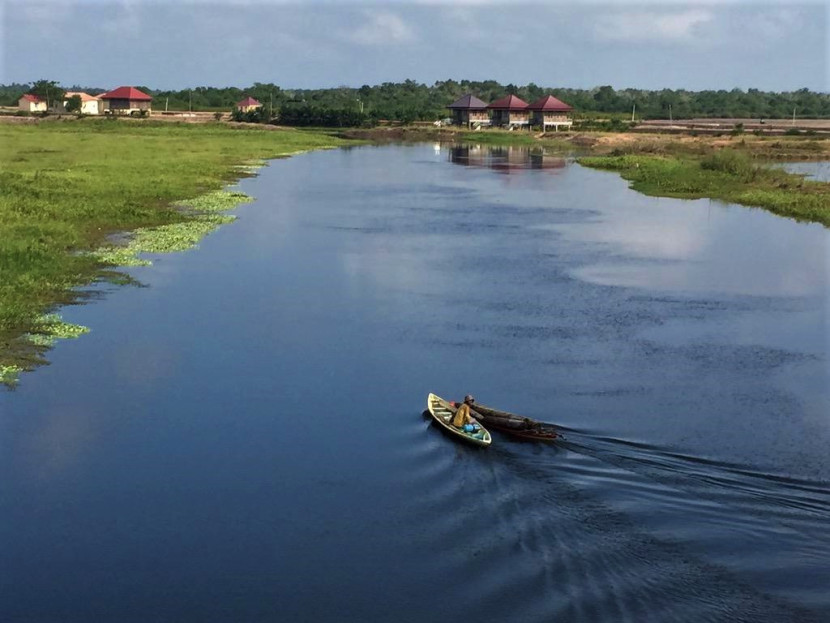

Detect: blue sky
2,1,827,91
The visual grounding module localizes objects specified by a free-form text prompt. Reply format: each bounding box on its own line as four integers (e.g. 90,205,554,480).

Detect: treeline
3,80,829,125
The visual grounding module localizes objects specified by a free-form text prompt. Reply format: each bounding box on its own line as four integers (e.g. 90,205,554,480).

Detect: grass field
579,149,830,226
0,119,347,384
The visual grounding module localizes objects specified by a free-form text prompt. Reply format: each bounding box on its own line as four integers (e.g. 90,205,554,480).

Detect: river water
2,145,828,622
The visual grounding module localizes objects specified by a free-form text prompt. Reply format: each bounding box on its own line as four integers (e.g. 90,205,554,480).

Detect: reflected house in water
527,95,573,131
488,95,530,129
449,145,566,174
447,94,490,129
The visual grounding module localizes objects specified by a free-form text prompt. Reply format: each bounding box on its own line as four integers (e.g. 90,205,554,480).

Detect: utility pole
631,103,635,122
792,107,796,126
669,104,673,123
165,97,169,112
270,91,273,119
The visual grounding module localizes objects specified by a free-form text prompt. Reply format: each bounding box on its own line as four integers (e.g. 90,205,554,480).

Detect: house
236,96,262,113
18,94,47,113
488,95,530,128
448,94,490,128
99,86,152,115
527,95,573,131
57,92,101,115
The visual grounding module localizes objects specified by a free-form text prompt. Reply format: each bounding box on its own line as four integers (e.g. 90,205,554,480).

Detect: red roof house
527,95,574,130
447,94,490,127
236,96,262,112
488,95,529,128
18,93,47,113
99,86,152,115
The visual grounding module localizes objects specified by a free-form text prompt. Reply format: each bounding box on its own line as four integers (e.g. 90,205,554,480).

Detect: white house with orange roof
56,92,101,115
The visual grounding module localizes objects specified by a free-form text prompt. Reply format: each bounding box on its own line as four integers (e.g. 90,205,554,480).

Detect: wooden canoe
467,402,558,442
427,393,492,447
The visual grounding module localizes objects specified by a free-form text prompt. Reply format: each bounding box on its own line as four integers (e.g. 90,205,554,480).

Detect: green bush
700,149,759,180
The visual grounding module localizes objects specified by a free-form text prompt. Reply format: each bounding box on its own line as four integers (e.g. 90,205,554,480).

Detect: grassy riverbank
1,119,347,385
579,150,830,226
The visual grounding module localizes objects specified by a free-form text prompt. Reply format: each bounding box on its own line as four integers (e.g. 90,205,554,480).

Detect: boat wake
409,416,830,622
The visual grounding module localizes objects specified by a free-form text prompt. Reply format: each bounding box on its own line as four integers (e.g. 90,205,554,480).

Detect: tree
28,79,65,110
65,94,82,114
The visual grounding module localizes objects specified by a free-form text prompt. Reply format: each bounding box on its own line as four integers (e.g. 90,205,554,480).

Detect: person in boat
451,395,478,428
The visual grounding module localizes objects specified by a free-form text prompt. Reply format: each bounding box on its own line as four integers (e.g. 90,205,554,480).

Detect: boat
464,402,558,442
426,393,492,447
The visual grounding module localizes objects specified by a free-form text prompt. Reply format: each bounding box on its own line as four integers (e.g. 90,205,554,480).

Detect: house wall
531,111,573,128
492,110,529,126
452,109,490,126
104,99,152,114
18,98,46,113
55,98,100,115
81,100,100,115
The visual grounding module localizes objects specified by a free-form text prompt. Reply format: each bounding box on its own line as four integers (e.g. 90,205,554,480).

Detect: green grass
0,119,347,385
579,150,830,226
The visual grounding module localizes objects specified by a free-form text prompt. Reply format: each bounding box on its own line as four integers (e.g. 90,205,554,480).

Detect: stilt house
448,94,490,128
488,95,530,128
527,95,573,130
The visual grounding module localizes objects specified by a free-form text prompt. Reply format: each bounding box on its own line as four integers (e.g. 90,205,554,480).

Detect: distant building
448,94,490,128
18,94,47,113
57,92,101,115
527,95,573,131
99,86,152,115
236,96,262,113
488,95,530,128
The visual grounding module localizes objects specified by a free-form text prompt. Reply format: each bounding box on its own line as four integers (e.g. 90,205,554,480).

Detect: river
1,145,828,622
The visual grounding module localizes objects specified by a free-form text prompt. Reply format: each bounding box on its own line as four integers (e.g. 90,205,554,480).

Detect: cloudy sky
1,0,827,91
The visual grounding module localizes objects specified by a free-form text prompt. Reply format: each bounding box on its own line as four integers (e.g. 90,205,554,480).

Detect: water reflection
781,160,830,182
449,145,566,174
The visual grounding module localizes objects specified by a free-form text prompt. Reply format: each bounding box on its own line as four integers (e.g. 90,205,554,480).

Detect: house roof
527,95,573,112
99,86,152,101
64,91,98,102
20,94,44,103
488,95,528,110
236,96,261,107
448,94,488,110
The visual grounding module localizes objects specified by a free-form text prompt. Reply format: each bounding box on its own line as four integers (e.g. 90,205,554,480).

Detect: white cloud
595,9,714,43
347,11,416,46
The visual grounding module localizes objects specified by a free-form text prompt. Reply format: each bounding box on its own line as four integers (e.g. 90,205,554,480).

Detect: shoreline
0,120,348,386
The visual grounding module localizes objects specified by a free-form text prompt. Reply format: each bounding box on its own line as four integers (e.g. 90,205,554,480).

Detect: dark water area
2,145,828,622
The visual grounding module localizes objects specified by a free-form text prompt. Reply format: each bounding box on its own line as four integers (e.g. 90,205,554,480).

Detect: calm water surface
2,145,829,622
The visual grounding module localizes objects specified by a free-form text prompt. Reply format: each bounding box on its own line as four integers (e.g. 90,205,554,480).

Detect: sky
1,0,827,92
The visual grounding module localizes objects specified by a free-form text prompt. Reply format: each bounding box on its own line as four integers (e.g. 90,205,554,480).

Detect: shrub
700,149,759,181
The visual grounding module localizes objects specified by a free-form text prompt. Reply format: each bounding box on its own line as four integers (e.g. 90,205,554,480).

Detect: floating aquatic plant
33,313,90,340
234,160,267,174
173,190,253,212
0,365,22,386
93,190,250,267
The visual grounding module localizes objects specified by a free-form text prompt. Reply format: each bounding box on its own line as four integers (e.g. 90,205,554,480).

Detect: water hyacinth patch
173,190,253,213
0,365,22,386
33,313,90,340
234,160,268,174
94,190,250,267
